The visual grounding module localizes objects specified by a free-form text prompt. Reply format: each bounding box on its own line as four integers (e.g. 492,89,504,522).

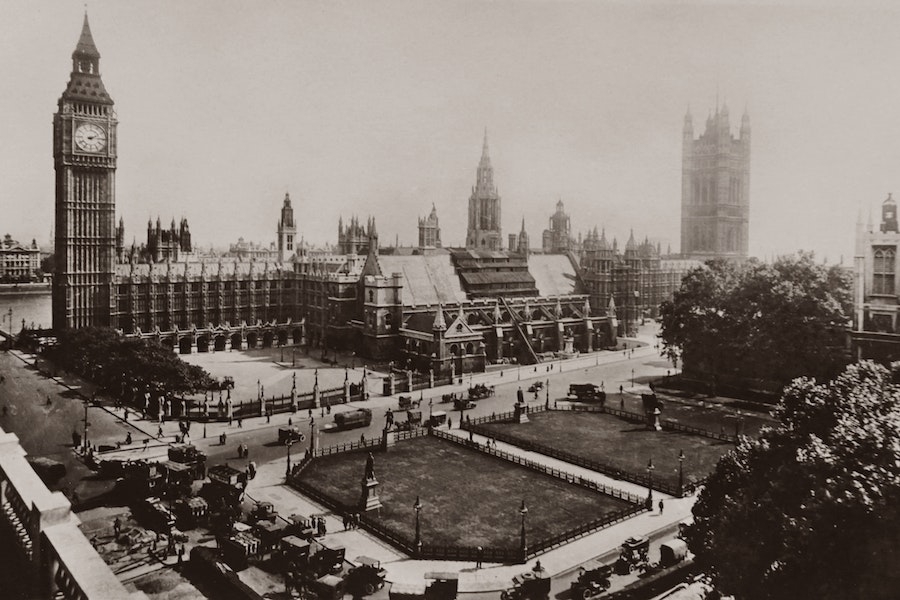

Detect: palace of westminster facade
53,17,750,375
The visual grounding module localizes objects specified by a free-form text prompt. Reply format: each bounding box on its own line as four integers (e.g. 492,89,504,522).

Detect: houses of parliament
52,16,749,374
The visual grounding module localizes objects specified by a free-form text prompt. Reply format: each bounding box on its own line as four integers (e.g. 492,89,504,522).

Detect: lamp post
677,450,685,497
413,495,423,555
646,458,655,506
519,500,529,559
285,439,294,480
82,396,91,452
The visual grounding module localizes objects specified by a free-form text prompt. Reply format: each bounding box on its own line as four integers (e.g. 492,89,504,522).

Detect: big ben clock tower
53,14,118,330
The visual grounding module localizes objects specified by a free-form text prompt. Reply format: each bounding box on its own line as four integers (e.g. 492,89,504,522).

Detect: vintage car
345,556,387,596
399,395,421,410
570,565,612,599
468,384,495,400
615,536,650,574
500,570,551,600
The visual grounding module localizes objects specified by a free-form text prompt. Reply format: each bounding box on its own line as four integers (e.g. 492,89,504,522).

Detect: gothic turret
882,193,898,234
277,192,297,262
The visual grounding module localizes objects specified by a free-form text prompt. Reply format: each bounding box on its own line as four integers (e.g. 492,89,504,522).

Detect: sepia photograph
0,1,898,598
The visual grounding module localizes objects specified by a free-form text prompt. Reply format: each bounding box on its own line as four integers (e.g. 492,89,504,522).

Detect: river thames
0,290,52,332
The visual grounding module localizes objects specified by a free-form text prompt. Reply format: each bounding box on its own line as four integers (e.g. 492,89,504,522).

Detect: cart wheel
582,588,593,599
501,591,510,600
601,580,611,591
628,563,635,573
365,583,376,595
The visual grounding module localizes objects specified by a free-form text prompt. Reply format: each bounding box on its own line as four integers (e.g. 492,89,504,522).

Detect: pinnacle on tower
433,304,447,331
74,12,101,58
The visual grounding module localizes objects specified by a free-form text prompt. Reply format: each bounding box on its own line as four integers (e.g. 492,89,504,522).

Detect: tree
684,361,900,600
659,253,851,390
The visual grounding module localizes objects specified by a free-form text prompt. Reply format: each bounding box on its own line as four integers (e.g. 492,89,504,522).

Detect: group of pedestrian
237,443,249,458
219,432,228,445
342,512,362,530
315,516,328,536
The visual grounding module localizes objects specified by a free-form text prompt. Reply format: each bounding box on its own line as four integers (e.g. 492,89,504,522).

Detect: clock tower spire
53,13,118,330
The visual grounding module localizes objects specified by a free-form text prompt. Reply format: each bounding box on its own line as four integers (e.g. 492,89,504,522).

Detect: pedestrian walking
658,499,664,514
113,517,122,537
157,425,163,438
125,431,132,445
308,409,313,420
142,439,149,451
476,546,483,568
238,418,243,428
448,417,452,429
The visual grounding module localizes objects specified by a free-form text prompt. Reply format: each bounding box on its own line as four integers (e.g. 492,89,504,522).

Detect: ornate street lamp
519,499,529,558
646,458,655,506
285,438,294,480
413,495,423,554
678,450,685,497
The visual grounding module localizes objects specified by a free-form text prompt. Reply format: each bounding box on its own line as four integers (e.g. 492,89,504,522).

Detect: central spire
479,127,491,169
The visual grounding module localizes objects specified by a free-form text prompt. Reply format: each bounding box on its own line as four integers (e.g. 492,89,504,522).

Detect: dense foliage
47,327,215,394
684,361,900,599
659,253,851,389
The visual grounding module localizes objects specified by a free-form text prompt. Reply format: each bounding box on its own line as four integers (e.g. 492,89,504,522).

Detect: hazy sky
2,0,900,262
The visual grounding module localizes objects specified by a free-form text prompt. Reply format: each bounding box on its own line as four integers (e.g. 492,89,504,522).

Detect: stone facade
0,237,41,282
52,15,118,330
680,104,750,260
417,204,441,248
852,194,900,361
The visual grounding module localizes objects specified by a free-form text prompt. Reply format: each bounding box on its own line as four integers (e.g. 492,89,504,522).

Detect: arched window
874,247,896,295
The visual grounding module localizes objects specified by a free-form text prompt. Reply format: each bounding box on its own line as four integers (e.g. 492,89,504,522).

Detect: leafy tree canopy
684,361,900,600
48,327,215,395
659,253,852,387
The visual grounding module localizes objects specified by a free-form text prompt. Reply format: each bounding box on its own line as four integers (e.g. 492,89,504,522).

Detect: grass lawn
480,411,734,489
300,436,633,548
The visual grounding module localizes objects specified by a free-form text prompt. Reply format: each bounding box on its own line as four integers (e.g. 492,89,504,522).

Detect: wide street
92,326,674,485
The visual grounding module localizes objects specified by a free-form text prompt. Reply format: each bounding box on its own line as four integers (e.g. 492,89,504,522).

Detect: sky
2,0,900,262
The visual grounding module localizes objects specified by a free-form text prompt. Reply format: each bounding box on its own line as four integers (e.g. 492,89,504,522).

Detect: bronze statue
364,452,375,480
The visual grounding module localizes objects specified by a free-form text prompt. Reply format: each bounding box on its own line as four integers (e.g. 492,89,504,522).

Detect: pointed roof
885,193,896,205
433,304,446,330
74,13,101,58
520,217,527,234
479,127,491,168
625,229,636,251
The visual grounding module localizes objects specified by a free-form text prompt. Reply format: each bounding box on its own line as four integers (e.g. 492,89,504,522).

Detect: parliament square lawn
480,410,739,490
300,436,634,548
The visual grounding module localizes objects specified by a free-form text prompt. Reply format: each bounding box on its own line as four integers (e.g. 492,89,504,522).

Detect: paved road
179,345,675,477
0,351,138,501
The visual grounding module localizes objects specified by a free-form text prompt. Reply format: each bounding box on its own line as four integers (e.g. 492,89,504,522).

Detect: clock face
74,122,107,153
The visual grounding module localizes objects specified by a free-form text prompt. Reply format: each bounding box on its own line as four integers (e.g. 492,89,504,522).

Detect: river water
0,291,52,332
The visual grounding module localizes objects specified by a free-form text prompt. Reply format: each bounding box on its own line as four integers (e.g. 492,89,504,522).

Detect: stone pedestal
647,407,662,431
382,428,396,449
514,401,530,423
360,477,383,512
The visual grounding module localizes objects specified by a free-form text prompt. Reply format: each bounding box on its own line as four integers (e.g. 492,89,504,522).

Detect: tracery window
874,247,896,295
